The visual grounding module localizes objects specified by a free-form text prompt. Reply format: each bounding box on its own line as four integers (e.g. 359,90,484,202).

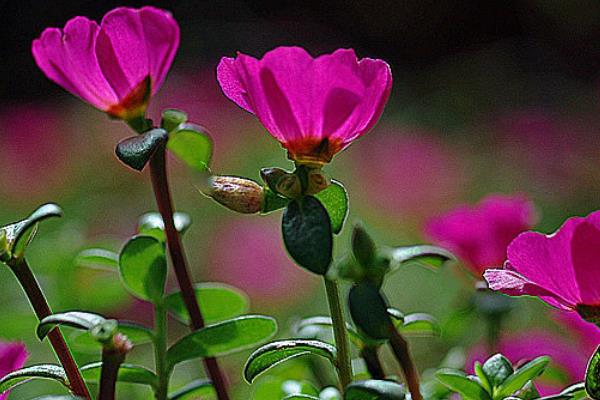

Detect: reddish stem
389,330,423,400
148,146,230,400
8,258,90,399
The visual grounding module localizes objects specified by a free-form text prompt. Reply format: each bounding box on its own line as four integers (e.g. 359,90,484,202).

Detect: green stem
154,302,168,400
323,278,353,390
8,258,91,399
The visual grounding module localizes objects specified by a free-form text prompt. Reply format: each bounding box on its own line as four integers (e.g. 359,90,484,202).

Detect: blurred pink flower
553,311,600,358
32,6,179,120
466,331,585,396
217,47,392,164
0,341,28,400
0,105,71,201
485,210,600,316
206,218,317,308
426,194,536,277
350,130,466,224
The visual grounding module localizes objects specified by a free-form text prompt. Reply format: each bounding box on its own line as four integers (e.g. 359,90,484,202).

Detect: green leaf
32,396,84,399
351,224,376,267
166,283,249,325
348,282,393,340
69,321,153,353
320,387,342,400
496,356,549,398
167,315,277,368
344,380,406,400
0,364,68,394
168,379,215,400
115,128,168,171
119,235,167,302
482,354,514,388
394,312,441,337
75,248,119,271
80,362,158,388
587,346,600,399
384,245,454,273
474,362,492,395
161,109,188,132
294,316,365,348
282,196,333,275
37,311,108,340
540,382,587,400
283,395,319,399
313,180,349,235
262,187,290,214
167,123,212,171
244,339,337,383
0,203,63,261
436,370,491,400
137,212,192,242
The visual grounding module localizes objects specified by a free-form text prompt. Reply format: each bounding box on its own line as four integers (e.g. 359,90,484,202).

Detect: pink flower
32,6,179,120
217,46,392,164
0,342,28,400
466,331,586,396
425,195,536,277
485,210,600,316
553,311,600,358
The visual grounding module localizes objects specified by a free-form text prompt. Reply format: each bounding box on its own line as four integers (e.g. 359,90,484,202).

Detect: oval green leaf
436,370,491,400
167,123,212,171
80,362,158,388
395,313,441,337
384,245,455,273
313,180,349,235
496,356,549,398
283,395,319,400
167,315,277,368
166,283,249,325
37,311,107,340
294,316,364,348
75,248,119,271
69,321,153,353
348,282,393,340
168,380,215,400
138,212,192,241
0,364,68,394
115,128,168,171
244,339,336,383
344,380,406,400
586,347,600,400
119,235,167,302
282,196,333,275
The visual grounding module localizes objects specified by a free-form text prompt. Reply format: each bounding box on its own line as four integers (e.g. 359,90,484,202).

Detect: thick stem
360,346,385,379
389,330,422,400
148,146,230,400
98,348,125,400
323,278,353,390
154,302,168,400
7,258,90,399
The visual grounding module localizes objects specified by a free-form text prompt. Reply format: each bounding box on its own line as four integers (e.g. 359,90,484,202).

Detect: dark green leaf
166,283,249,325
483,354,514,388
168,315,277,368
75,248,119,271
344,380,406,400
352,224,376,267
137,212,191,241
168,379,215,400
313,180,349,235
167,123,212,171
349,282,393,340
587,346,600,399
115,128,168,171
161,109,188,132
0,203,63,261
119,235,167,302
262,187,290,214
0,364,68,394
282,196,332,275
244,339,336,383
384,245,454,273
436,370,491,400
80,362,158,387
37,312,108,340
496,356,549,398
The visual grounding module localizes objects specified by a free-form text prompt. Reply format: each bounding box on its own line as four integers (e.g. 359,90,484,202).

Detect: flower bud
305,168,330,195
206,175,263,214
275,174,302,198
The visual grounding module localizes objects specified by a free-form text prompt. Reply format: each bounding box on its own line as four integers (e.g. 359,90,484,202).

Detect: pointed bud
206,176,264,214
352,223,377,267
305,168,330,195
276,174,302,198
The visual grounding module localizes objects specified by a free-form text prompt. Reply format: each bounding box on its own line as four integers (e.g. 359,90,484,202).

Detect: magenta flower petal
485,210,600,314
32,6,179,119
425,194,536,276
217,46,392,163
0,342,28,400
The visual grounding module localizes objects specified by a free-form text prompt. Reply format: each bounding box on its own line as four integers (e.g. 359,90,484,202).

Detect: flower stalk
389,329,422,400
148,144,230,400
7,258,90,399
98,334,131,400
360,346,385,379
323,278,353,390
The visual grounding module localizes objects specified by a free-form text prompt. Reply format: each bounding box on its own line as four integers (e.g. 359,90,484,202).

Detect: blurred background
2,1,600,398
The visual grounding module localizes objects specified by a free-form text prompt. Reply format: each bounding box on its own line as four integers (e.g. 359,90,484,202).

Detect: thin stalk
389,330,422,400
7,258,90,399
154,302,168,400
148,146,230,400
360,346,385,379
323,278,353,390
98,348,125,400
